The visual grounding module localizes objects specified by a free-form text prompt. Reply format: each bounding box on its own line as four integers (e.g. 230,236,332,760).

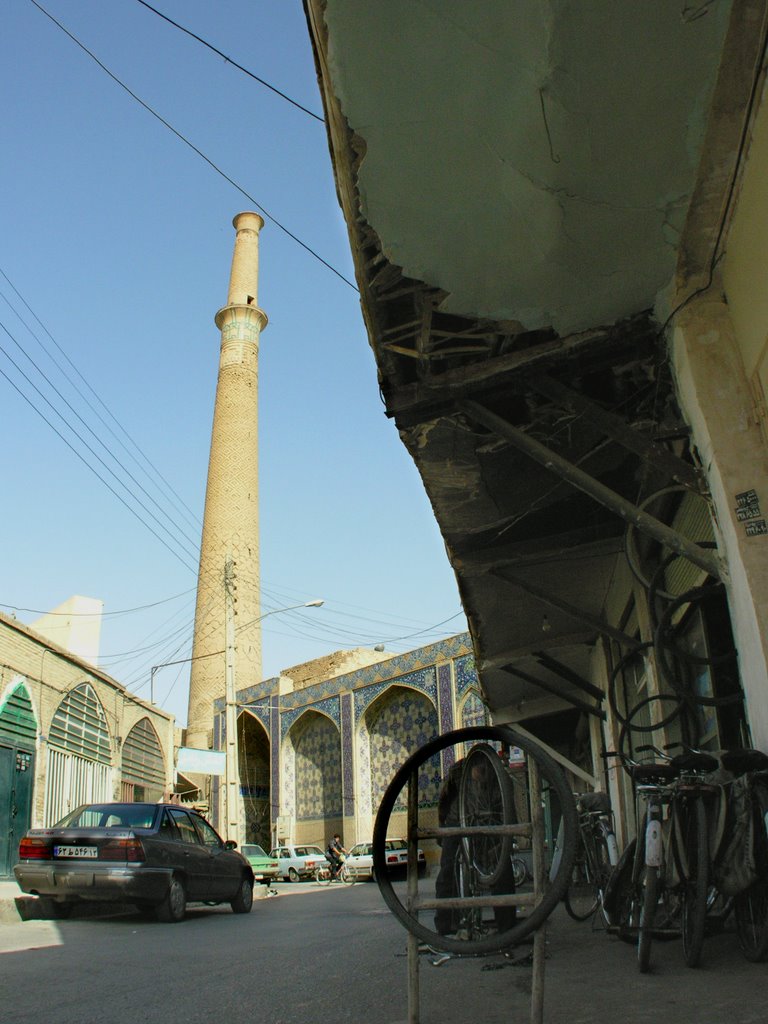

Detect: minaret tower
186,212,268,750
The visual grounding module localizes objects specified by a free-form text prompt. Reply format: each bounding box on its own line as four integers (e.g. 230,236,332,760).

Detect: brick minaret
186,212,268,749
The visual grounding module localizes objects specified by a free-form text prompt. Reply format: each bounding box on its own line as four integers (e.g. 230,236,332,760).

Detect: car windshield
55,804,158,829
384,840,406,851
242,845,267,857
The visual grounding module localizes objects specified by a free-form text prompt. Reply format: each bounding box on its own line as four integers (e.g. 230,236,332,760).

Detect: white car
269,844,327,881
345,839,427,880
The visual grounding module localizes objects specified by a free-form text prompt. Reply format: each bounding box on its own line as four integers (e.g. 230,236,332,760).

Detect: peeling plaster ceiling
322,0,731,333
305,0,750,727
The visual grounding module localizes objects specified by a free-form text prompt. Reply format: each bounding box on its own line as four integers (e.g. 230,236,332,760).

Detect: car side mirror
224,840,237,850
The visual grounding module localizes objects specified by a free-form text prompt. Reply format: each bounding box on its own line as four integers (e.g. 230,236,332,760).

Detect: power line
134,0,325,123
0,266,202,534
0,325,198,574
27,0,357,291
0,300,202,560
0,588,195,617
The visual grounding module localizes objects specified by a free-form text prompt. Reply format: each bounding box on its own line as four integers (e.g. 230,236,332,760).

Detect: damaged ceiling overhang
304,0,761,720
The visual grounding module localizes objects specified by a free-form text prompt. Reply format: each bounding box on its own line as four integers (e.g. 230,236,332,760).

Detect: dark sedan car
14,802,254,923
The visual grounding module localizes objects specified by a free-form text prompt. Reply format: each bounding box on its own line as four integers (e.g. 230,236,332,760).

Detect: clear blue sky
1,0,464,725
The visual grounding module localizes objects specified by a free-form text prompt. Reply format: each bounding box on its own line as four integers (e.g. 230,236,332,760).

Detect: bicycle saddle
631,762,679,783
720,748,768,774
669,751,719,774
577,791,611,813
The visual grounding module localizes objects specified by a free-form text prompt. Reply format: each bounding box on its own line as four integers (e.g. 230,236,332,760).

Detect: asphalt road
2,880,767,1024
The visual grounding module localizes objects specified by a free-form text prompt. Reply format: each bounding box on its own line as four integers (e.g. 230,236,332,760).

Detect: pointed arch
286,710,342,838
238,709,271,848
45,683,112,824
0,681,36,746
121,717,165,802
364,684,440,817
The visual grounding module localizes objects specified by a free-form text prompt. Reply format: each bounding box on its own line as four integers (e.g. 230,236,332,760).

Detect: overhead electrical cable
134,0,325,123
28,0,357,291
0,302,202,559
0,266,202,533
0,326,198,574
0,587,195,617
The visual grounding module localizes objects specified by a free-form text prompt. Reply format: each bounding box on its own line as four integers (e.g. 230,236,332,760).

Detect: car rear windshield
243,845,267,857
55,804,159,829
296,846,323,856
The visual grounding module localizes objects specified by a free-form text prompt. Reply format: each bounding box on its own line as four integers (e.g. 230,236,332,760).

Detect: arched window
46,683,112,824
0,682,36,746
121,718,165,802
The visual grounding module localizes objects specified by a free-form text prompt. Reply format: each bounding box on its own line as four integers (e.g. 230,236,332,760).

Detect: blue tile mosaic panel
368,688,440,810
293,712,342,820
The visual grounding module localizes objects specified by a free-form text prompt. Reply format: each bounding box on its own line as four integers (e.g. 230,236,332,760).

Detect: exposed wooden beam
528,374,704,492
490,566,643,649
462,400,724,581
497,664,606,720
479,633,598,670
532,651,604,701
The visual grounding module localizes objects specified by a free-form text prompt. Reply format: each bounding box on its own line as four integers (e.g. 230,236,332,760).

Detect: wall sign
735,489,766,536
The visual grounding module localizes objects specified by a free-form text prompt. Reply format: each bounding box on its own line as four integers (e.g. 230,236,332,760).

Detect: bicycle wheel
680,795,709,968
564,848,599,921
603,837,640,943
314,865,332,885
454,845,484,940
341,864,356,884
638,865,658,973
459,743,515,886
511,856,528,887
734,878,768,962
373,725,579,956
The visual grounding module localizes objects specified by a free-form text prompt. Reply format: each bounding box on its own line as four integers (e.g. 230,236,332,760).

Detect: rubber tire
155,876,186,923
564,853,600,922
230,877,254,914
342,865,356,884
314,865,331,885
511,857,527,887
288,867,300,882
638,865,658,973
681,797,709,968
372,724,579,957
459,743,515,887
735,878,768,962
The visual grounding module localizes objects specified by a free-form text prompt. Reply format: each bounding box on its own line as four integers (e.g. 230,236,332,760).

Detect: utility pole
223,555,239,844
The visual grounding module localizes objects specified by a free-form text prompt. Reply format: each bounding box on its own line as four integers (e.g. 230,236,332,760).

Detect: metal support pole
407,769,420,1024
224,555,239,844
529,757,546,1024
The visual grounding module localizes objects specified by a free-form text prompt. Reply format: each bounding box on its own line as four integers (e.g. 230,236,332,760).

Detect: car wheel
155,876,187,923
231,877,254,914
288,867,300,882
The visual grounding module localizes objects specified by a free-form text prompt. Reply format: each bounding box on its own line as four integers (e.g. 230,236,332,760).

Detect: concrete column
186,214,268,750
671,293,768,748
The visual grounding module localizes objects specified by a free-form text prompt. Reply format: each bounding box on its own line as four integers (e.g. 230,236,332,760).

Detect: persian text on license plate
53,846,98,858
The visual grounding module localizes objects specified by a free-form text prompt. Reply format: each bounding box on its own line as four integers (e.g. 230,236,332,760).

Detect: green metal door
0,744,34,876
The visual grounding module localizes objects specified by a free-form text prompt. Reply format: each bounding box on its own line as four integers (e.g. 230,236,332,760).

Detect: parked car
241,843,279,884
345,839,427,880
269,843,327,881
14,802,254,923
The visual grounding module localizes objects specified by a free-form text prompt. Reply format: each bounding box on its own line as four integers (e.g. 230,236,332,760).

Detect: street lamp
224,598,324,845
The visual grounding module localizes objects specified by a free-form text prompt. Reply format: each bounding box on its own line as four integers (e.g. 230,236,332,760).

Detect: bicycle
607,746,718,972
554,790,619,922
718,748,768,961
315,854,355,885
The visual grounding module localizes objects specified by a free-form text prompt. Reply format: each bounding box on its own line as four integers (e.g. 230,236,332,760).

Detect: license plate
53,846,98,858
